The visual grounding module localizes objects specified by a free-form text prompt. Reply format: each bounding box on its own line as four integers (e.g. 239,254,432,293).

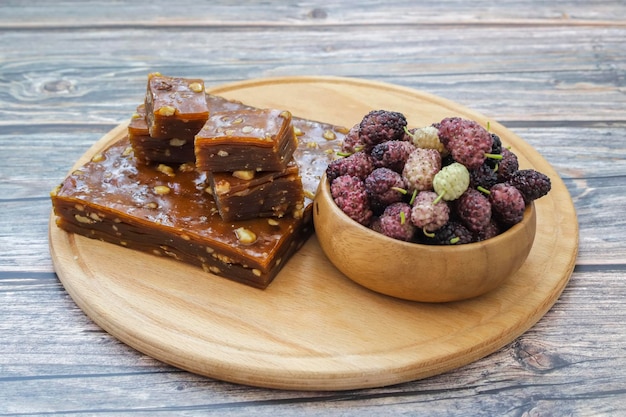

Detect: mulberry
358,110,408,151
508,169,552,203
377,202,415,241
438,117,493,169
432,162,470,202
402,148,442,192
475,219,501,242
455,188,492,233
330,175,373,226
485,133,503,169
410,191,450,232
469,162,498,190
490,133,503,155
365,167,407,207
326,151,373,182
496,148,519,182
404,125,446,154
370,140,415,173
429,221,474,245
489,183,525,225
341,123,365,154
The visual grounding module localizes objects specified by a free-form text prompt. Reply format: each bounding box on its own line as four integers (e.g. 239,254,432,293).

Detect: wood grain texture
2,0,626,27
1,0,626,415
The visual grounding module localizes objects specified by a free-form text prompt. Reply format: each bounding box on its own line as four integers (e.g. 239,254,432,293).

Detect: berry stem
433,191,445,205
423,227,435,238
391,187,408,195
409,189,418,205
403,125,415,140
477,186,491,195
484,153,503,160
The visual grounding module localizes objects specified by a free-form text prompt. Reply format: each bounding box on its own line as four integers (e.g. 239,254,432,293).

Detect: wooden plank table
1,1,625,415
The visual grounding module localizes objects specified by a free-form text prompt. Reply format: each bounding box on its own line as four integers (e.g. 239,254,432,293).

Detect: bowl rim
315,173,535,252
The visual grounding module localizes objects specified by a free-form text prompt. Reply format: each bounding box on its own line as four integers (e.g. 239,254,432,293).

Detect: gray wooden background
1,1,625,415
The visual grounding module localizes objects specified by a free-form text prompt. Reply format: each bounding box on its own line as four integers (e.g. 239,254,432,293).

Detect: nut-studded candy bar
209,159,304,222
130,134,196,165
145,74,209,140
51,139,312,289
128,92,351,194
129,95,256,165
52,94,349,288
129,93,349,169
195,109,297,173
129,105,195,164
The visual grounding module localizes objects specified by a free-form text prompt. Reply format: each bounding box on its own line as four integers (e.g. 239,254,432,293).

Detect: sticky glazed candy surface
51,138,310,288
209,159,304,222
145,74,209,139
51,95,348,288
195,109,297,172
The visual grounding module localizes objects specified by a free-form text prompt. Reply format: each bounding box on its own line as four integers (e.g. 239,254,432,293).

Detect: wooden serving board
49,76,579,391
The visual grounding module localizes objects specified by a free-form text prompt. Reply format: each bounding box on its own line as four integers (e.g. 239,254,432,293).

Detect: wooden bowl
313,175,537,303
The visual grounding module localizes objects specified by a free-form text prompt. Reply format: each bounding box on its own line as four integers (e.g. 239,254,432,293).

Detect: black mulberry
365,167,407,208
508,169,552,203
358,110,408,152
370,140,415,173
496,148,519,182
429,221,474,245
469,162,498,190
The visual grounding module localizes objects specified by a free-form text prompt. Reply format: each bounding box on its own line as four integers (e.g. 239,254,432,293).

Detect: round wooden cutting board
49,76,579,391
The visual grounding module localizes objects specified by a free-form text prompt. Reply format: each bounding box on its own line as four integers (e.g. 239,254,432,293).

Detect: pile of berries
325,111,551,245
